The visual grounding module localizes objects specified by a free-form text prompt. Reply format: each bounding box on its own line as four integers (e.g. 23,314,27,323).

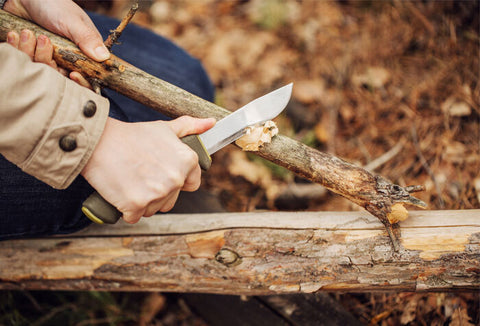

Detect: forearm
0,44,109,189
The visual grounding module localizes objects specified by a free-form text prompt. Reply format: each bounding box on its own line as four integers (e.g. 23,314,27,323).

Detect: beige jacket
0,43,109,189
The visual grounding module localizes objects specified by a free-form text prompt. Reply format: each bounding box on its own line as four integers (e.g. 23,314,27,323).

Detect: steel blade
199,83,292,154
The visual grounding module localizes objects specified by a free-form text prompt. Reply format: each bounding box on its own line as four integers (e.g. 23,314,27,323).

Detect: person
0,0,216,240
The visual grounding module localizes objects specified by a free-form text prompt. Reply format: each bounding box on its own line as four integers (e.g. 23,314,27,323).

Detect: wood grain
0,210,478,293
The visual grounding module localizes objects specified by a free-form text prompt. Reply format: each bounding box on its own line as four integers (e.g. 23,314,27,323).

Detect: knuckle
125,194,148,213
176,115,192,124
178,146,198,164
150,183,168,199
166,171,185,189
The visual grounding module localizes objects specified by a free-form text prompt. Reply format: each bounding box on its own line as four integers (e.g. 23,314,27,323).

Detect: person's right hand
81,116,216,224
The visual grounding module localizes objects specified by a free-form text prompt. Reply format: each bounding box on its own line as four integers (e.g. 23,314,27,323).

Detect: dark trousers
0,12,214,240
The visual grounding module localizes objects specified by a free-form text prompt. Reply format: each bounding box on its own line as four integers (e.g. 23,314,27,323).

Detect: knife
81,83,293,224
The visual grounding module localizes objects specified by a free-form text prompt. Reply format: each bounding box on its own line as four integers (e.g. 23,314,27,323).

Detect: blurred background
1,0,479,325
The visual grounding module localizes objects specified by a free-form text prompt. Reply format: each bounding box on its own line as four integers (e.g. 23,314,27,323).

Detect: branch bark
0,10,426,236
0,210,478,293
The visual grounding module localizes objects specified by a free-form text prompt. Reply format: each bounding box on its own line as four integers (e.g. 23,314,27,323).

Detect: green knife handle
82,134,212,224
82,191,121,224
181,134,212,170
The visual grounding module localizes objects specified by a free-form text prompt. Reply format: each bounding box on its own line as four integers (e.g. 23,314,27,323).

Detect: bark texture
0,10,425,224
0,210,479,293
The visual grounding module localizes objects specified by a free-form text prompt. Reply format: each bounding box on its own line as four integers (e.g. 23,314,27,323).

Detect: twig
20,290,43,312
31,304,77,326
383,221,400,252
364,140,405,172
411,124,445,208
401,1,435,34
104,1,139,51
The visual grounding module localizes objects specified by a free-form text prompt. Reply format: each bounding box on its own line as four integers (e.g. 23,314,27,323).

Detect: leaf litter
26,0,480,325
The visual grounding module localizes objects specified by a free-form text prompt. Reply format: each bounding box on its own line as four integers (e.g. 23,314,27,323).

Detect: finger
144,187,183,216
182,164,202,192
6,31,20,49
122,209,144,224
158,190,180,213
66,11,110,62
69,71,93,89
18,29,36,60
167,116,216,138
34,35,57,69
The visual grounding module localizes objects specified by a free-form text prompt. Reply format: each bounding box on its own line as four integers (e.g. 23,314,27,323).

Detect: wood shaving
386,203,409,224
235,121,279,151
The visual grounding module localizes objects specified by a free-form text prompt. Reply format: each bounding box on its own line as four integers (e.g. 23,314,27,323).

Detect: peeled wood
0,10,425,226
0,210,479,293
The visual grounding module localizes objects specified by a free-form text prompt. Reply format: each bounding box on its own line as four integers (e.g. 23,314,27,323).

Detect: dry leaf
139,293,167,326
450,307,475,326
474,178,480,204
228,151,272,185
441,96,471,117
400,298,417,325
236,121,279,151
227,151,282,203
314,122,329,143
293,79,326,104
352,67,391,89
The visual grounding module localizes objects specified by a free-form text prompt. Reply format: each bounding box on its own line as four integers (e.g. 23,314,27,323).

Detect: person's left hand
4,0,110,62
6,29,91,88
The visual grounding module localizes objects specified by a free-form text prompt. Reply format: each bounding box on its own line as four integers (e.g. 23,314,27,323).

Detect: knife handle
81,135,212,224
180,135,212,170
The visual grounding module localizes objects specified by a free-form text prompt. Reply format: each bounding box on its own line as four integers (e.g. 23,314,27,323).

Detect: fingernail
94,45,110,61
7,32,16,44
37,35,47,48
20,30,30,43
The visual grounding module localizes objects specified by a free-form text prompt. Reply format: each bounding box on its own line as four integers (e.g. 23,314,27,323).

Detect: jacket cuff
18,78,109,189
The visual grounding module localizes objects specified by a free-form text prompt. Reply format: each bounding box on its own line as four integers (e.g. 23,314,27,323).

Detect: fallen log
0,10,425,245
0,210,479,293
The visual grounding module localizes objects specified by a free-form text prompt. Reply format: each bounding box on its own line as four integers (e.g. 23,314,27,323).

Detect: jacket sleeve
0,43,109,189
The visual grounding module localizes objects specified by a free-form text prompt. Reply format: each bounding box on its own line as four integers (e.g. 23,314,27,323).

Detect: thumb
67,15,110,62
167,116,216,138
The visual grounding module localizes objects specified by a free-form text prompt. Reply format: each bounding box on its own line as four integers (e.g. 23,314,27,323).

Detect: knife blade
82,83,293,224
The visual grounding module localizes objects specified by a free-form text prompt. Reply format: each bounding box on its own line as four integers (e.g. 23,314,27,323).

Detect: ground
1,0,479,325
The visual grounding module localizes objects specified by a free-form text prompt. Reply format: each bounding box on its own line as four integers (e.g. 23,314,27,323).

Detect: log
0,210,479,293
0,10,426,232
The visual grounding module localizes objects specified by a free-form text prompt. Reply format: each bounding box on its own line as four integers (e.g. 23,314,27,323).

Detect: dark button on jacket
83,100,97,117
59,135,77,152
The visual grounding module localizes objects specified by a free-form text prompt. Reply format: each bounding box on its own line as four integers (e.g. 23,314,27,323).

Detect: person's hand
4,0,110,62
6,29,91,88
81,116,216,224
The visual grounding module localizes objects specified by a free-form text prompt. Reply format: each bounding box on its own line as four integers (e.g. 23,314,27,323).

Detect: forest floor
1,0,479,325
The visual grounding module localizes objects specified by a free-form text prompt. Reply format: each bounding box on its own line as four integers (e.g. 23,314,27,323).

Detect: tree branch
104,1,139,50
0,10,426,248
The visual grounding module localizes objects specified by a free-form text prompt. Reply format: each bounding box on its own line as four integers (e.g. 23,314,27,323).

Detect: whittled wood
0,210,478,293
0,10,425,226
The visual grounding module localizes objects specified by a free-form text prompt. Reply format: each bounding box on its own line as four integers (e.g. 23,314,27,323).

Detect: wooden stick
0,210,478,293
0,10,426,243
104,1,139,50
